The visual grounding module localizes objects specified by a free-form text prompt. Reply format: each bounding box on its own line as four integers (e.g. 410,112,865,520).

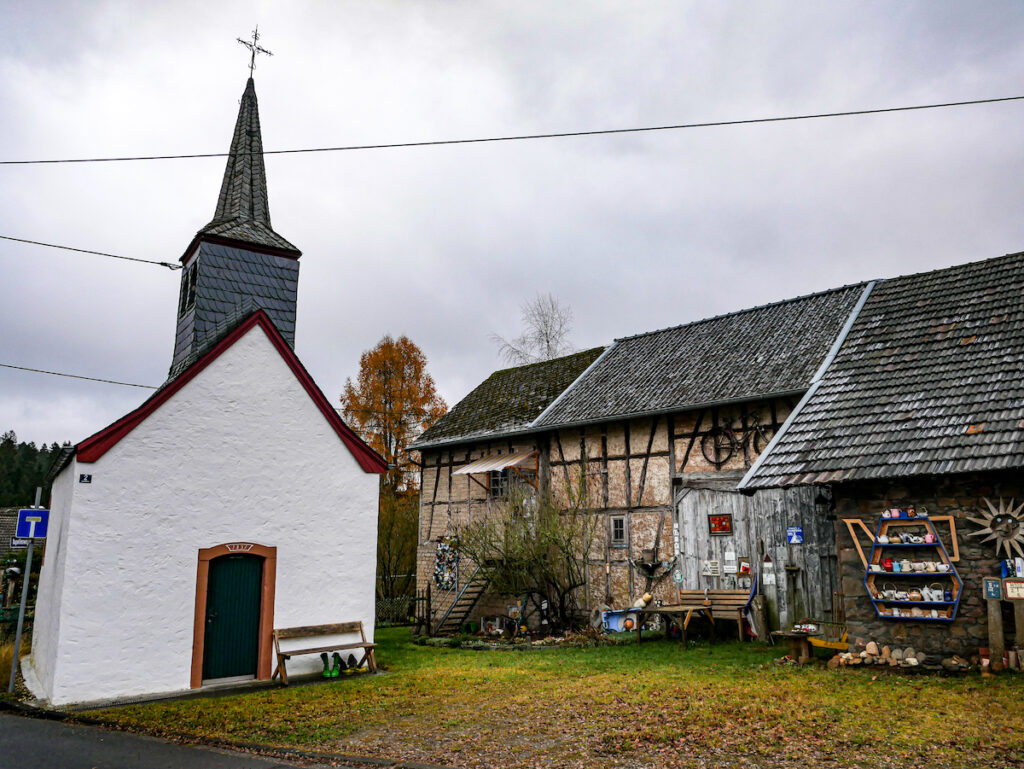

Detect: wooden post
988,598,1005,672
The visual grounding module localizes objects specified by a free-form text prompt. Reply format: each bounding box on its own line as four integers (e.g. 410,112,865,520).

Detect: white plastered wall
29,324,379,705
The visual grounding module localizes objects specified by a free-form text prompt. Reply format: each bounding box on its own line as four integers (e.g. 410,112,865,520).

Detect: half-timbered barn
742,251,1024,658
413,284,871,633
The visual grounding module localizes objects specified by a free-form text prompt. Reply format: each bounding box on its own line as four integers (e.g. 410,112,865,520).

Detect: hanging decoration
433,535,459,590
967,497,1024,558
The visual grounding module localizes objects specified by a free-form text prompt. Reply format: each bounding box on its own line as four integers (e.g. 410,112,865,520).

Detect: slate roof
742,251,1024,488
194,78,299,256
170,242,299,376
411,347,606,449
533,285,868,429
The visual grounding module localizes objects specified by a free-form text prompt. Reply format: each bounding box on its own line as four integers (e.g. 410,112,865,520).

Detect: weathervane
237,26,272,77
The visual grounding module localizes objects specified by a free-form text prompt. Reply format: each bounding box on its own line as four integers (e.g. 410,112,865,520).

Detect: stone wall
834,471,1022,656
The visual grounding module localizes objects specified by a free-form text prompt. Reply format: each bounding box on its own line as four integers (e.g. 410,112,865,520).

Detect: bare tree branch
491,293,574,365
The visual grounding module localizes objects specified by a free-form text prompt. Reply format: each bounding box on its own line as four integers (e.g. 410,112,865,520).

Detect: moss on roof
412,347,605,448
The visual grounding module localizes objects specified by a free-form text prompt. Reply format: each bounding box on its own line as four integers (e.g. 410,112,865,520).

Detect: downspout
738,280,878,491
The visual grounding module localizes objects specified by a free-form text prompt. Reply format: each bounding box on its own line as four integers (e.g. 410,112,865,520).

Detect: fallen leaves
84,627,1024,769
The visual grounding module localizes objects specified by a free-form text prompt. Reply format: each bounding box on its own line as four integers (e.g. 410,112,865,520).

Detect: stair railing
435,564,482,632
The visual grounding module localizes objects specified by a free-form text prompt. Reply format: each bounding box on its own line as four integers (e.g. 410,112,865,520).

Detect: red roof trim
76,311,386,473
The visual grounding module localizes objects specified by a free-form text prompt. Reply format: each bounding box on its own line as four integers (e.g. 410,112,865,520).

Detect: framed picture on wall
708,512,733,536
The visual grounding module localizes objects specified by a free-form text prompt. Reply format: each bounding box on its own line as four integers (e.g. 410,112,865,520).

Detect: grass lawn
86,627,1024,768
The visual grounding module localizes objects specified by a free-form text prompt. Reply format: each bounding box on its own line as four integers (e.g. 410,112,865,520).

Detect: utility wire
0,363,157,389
2,95,1022,165
0,235,182,270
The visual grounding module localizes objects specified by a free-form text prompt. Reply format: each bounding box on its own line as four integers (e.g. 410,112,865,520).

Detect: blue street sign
16,509,50,539
786,526,804,544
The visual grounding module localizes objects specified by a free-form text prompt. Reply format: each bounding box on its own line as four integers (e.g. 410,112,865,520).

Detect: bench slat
275,622,363,639
278,642,375,659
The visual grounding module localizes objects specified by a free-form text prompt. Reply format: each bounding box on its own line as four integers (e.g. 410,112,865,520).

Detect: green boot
320,652,331,678
331,652,345,678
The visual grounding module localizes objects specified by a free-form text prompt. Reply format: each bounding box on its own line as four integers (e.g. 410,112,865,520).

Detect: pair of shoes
320,652,350,678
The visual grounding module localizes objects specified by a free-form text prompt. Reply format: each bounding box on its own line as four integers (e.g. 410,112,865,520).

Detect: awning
452,450,537,475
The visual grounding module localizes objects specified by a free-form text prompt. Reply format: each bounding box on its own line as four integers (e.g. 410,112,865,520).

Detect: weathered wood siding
675,485,837,628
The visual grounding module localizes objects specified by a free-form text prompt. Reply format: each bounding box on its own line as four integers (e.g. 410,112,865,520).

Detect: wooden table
636,604,714,644
771,630,822,663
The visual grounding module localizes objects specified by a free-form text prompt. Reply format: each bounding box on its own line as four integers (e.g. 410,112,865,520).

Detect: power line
0,235,182,270
2,95,1022,166
0,363,157,389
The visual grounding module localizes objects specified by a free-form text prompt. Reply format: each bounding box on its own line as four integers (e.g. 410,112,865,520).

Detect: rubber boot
320,652,331,678
347,653,359,673
331,652,344,677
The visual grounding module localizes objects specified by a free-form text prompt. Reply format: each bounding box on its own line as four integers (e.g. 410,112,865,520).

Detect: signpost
7,490,48,694
984,577,1003,601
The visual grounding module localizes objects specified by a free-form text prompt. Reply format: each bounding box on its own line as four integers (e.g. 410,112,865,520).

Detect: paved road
0,713,306,769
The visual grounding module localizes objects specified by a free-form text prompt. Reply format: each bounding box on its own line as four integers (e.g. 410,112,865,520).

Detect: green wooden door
203,554,263,680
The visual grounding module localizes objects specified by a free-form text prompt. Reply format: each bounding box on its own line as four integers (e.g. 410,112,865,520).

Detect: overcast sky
2,1,1024,448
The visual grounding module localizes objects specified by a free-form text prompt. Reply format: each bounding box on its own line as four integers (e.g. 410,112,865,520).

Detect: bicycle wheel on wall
700,428,736,466
751,425,775,455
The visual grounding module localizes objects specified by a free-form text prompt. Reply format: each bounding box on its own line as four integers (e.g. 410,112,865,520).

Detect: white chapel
27,76,385,706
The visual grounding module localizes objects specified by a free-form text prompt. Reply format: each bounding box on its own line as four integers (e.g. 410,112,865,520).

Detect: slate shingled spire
195,77,299,255
170,78,301,377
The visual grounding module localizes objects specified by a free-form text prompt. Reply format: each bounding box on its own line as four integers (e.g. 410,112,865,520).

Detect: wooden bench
271,621,377,685
640,578,758,643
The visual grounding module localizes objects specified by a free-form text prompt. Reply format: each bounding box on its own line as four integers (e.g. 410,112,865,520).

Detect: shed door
203,554,263,680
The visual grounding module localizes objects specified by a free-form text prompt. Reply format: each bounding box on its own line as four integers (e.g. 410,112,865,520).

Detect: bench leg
737,610,744,641
365,648,377,673
278,657,289,686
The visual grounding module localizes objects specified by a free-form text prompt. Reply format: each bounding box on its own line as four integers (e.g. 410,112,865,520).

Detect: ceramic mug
943,589,953,602
924,533,936,544
893,561,902,573
900,559,913,572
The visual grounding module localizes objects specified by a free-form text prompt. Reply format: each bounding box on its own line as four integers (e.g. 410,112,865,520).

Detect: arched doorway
191,543,276,688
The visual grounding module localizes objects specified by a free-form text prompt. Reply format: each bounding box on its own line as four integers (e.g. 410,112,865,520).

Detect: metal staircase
434,566,489,635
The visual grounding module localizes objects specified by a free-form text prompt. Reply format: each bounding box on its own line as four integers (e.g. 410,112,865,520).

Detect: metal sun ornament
967,497,1024,558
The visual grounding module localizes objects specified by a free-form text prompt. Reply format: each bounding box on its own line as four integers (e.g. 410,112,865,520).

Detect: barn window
610,515,627,547
488,469,508,498
488,468,537,498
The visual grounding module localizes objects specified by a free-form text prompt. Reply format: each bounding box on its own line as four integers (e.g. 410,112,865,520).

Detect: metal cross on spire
237,26,272,77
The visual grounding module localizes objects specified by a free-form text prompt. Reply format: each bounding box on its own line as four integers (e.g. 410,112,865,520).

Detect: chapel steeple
170,76,302,377
195,77,300,256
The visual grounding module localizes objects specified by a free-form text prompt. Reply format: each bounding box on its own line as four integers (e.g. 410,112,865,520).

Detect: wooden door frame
190,542,276,688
